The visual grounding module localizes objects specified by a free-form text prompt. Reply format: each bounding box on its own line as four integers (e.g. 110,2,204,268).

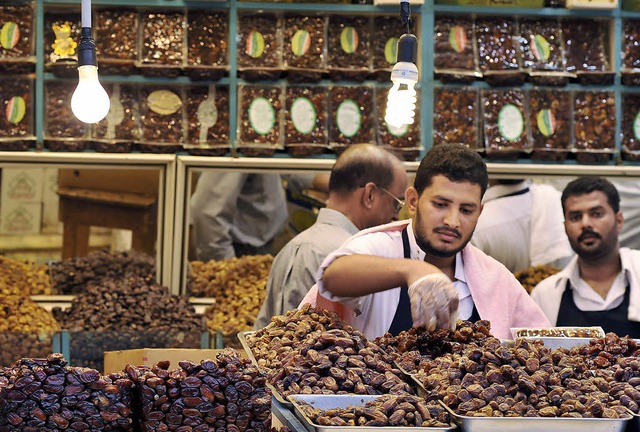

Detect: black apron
556,279,640,338
387,227,479,336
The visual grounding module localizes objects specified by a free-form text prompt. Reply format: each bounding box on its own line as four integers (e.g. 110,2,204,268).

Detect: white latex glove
408,273,459,332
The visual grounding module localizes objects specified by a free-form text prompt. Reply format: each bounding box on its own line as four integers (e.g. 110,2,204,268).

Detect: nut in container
0,2,36,74
237,84,284,156
327,15,372,82
329,85,375,154
481,88,531,159
285,85,329,156
573,90,615,164
139,10,186,78
94,8,138,76
185,84,230,156
0,76,35,151
238,13,283,81
434,16,481,84
44,10,80,77
186,10,228,81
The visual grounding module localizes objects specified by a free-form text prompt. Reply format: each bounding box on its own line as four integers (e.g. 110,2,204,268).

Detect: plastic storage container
327,15,371,81
139,10,186,78
529,88,572,162
573,90,616,163
44,81,89,151
237,13,283,81
91,83,139,153
237,84,284,156
184,84,230,156
186,10,228,80
482,88,532,158
434,87,480,151
376,86,422,161
284,85,329,156
282,14,327,82
137,85,185,153
0,2,36,74
329,85,375,153
94,8,138,76
0,76,35,151
44,10,80,77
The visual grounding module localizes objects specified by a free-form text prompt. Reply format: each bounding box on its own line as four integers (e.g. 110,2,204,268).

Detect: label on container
291,30,311,57
1,22,20,50
530,34,551,63
340,27,359,54
249,96,275,135
536,109,556,137
384,37,398,64
291,97,316,135
148,90,182,115
449,25,467,54
336,99,361,138
634,111,640,141
498,103,524,142
246,31,265,59
6,96,25,125
387,122,409,137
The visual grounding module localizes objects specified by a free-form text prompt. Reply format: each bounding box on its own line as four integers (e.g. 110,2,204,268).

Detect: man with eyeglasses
255,144,408,329
302,143,549,340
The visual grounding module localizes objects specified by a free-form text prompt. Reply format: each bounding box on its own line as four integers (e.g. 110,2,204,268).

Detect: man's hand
408,273,459,331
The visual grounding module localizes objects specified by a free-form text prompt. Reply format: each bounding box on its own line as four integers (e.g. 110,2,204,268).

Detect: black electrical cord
400,0,412,34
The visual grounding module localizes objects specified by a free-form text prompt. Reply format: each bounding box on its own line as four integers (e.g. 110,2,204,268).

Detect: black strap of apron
387,227,414,335
557,278,640,338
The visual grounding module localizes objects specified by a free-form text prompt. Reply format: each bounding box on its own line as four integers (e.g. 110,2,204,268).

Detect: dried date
327,15,371,81
622,93,640,161
238,85,283,155
482,89,530,155
528,89,571,160
140,11,185,77
573,91,615,162
138,85,184,152
329,85,374,152
433,87,480,150
283,15,325,73
434,16,476,72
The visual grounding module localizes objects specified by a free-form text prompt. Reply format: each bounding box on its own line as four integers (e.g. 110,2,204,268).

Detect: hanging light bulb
384,1,418,129
71,0,110,124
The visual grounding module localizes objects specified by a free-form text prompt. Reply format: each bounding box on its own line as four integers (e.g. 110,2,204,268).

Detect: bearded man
302,143,549,340
532,176,640,338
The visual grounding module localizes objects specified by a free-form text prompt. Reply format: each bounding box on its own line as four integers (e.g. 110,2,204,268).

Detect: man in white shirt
190,172,288,261
308,144,549,340
255,144,408,329
472,179,572,273
531,176,640,337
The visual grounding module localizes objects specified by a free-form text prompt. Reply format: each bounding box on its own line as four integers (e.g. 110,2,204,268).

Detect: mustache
434,227,461,239
578,229,601,242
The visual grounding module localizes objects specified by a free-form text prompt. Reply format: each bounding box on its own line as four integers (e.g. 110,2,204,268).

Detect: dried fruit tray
289,395,456,432
442,403,631,432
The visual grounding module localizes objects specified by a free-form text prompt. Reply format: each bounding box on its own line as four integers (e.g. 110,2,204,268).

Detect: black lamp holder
397,1,418,64
77,27,97,67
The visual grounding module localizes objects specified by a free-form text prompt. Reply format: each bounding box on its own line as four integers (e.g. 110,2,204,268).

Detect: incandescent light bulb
71,65,110,124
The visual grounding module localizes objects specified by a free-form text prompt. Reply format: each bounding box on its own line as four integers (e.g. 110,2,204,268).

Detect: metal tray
237,330,260,366
237,330,294,408
442,403,630,432
289,394,456,432
510,326,605,339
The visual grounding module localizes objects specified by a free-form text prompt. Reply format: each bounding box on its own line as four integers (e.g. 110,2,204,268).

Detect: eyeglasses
375,184,405,213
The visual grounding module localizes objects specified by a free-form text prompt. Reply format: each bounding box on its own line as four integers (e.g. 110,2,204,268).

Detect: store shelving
8,0,640,294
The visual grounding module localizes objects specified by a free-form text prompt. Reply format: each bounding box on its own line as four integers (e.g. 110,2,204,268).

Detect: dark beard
414,207,473,258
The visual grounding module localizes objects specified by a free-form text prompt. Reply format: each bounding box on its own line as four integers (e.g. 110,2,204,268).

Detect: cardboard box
1,168,44,202
41,199,62,234
42,168,59,202
0,201,42,234
103,348,238,374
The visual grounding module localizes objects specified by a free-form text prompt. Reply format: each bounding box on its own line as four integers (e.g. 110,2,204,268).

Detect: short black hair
329,144,400,194
561,176,620,214
414,144,488,196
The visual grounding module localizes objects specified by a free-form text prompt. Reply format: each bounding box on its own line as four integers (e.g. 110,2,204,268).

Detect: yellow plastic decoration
51,22,77,57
